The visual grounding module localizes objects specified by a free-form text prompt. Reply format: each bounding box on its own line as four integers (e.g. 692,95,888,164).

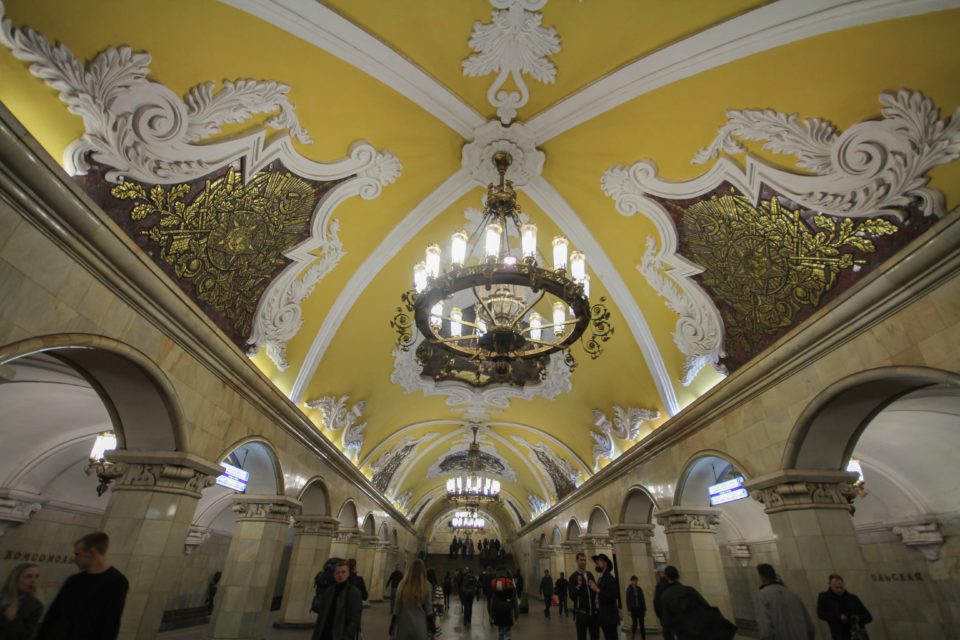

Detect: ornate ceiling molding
364,435,435,495
527,0,958,143
390,337,572,421
528,493,549,518
303,395,367,461
522,176,680,415
222,0,485,138
461,120,544,187
512,435,583,501
590,405,660,470
463,0,560,125
0,2,401,371
692,90,959,220
290,169,474,403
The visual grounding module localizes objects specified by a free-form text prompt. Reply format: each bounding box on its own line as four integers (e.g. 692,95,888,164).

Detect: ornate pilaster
609,523,654,544
893,521,944,562
104,449,221,498
655,507,720,533
275,515,339,628
329,526,362,560
232,494,301,523
609,523,656,630
369,539,393,602
0,489,42,535
745,469,859,514
296,514,339,536
184,526,212,555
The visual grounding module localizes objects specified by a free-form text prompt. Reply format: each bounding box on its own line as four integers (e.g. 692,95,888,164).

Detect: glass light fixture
553,301,566,337
476,319,487,336
503,256,517,266
413,262,427,294
521,223,537,259
450,307,463,337
529,312,542,341
581,274,591,298
430,301,443,329
553,236,569,271
570,251,586,282
86,431,118,497
451,231,468,266
425,244,441,279
485,222,503,259
89,432,117,462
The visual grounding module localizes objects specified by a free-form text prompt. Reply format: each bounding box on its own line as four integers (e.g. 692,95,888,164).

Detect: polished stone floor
158,598,663,639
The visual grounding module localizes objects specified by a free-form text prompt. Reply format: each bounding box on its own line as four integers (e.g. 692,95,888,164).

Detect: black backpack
461,573,478,598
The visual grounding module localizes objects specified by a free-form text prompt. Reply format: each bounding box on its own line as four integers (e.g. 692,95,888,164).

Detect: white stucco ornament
0,2,401,372
462,119,545,187
463,0,560,125
304,395,366,461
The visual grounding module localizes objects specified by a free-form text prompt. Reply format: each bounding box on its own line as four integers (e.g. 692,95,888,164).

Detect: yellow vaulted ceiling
2,0,959,530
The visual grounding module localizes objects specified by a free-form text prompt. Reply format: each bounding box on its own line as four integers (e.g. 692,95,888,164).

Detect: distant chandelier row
450,510,485,530
392,151,613,385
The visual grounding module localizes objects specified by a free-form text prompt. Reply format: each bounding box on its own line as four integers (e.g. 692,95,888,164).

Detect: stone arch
337,499,359,528
361,512,376,536
566,518,582,541
587,505,612,534
783,366,960,470
538,532,547,548
550,525,562,545
620,486,658,524
0,334,185,451
215,437,284,495
378,522,389,541
674,449,752,507
298,477,331,516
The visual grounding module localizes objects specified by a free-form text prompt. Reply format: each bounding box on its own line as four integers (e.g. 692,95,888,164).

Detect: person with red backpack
489,568,520,640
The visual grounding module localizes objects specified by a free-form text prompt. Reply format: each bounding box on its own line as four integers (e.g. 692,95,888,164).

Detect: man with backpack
459,567,479,625
658,565,736,640
489,568,520,640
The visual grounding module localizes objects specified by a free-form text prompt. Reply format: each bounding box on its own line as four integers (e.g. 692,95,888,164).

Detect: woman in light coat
389,558,436,640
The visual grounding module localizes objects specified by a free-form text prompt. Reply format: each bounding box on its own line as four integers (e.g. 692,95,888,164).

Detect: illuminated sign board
708,476,747,506
216,463,250,493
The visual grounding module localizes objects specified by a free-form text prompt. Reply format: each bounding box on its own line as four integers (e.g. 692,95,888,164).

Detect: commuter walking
35,532,128,640
570,552,599,640
816,574,872,640
442,570,453,610
387,564,404,601
389,558,436,640
658,565,736,640
754,563,815,640
591,553,620,640
653,571,673,640
347,558,369,602
0,563,43,640
312,560,362,640
459,566,479,625
555,572,568,617
540,569,554,617
489,568,520,640
626,575,646,640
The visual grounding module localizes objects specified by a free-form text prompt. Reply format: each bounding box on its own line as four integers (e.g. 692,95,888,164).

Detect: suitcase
519,595,529,614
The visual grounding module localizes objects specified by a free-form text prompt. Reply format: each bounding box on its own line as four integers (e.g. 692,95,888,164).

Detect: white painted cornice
522,176,680,416
527,0,960,142
290,169,475,403
220,0,485,138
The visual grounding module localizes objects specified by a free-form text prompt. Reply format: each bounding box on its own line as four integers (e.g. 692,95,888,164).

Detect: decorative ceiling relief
304,395,367,461
590,405,660,470
463,0,560,125
528,493,549,517
513,436,583,501
392,490,413,514
0,4,401,369
603,89,950,376
391,340,572,421
462,120,544,187
364,435,433,494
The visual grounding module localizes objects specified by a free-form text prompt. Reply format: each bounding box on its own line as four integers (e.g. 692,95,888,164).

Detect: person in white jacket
754,564,816,640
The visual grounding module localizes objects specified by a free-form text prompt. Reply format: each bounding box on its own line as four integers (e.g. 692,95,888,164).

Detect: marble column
369,540,391,601
656,507,733,619
329,527,361,562
98,450,220,640
746,470,886,640
274,515,338,628
561,540,580,573
209,494,301,640
610,524,656,631
581,533,614,563
357,534,378,595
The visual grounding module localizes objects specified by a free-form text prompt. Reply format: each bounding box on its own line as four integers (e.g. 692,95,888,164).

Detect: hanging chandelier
392,151,613,385
450,509,486,531
446,426,501,504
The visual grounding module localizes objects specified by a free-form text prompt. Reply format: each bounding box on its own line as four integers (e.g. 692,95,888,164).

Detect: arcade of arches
0,1,959,639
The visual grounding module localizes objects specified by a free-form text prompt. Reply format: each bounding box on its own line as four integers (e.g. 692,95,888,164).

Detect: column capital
744,469,859,514
359,534,380,549
580,533,612,548
560,540,580,552
232,494,301,524
656,507,720,534
104,449,223,498
184,526,212,555
536,545,561,558
609,523,655,544
892,520,944,562
294,515,339,536
0,489,43,534
334,526,363,543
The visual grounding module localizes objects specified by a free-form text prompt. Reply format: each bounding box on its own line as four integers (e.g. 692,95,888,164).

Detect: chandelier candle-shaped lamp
392,152,612,383
446,426,501,505
450,510,486,531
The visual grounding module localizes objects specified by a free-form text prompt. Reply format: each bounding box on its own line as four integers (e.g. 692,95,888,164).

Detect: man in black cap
570,552,599,640
590,553,621,640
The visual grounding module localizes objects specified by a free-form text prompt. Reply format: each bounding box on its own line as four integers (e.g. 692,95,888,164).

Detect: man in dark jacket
540,569,554,617
658,565,735,640
459,567,479,624
312,561,361,640
386,564,403,601
346,558,368,601
626,575,647,639
570,553,599,640
591,554,620,640
816,574,872,640
653,571,673,640
555,572,569,616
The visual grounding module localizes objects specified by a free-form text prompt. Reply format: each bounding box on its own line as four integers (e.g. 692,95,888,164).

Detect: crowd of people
0,531,874,640
447,535,504,565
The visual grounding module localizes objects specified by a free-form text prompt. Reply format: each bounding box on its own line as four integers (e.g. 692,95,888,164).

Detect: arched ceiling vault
2,0,959,523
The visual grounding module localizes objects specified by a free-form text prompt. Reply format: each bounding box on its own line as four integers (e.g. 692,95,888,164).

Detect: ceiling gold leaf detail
111,168,317,339
678,194,898,353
